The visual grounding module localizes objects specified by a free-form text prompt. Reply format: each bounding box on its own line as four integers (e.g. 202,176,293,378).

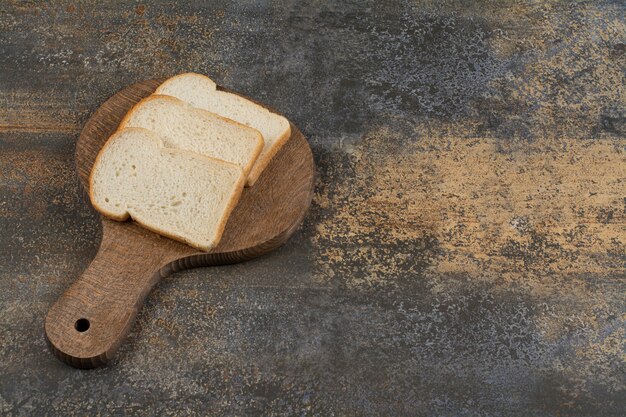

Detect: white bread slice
90,128,245,251
155,73,291,186
119,95,263,180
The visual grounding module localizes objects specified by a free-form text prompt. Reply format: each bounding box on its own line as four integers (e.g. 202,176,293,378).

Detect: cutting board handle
45,226,170,368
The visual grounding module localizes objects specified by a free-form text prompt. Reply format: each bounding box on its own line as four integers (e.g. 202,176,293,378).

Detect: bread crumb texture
91,129,243,250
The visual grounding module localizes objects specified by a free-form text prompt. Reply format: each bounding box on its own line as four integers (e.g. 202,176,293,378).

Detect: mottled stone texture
1,1,624,416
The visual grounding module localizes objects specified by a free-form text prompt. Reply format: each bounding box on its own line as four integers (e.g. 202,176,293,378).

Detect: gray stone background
1,1,624,416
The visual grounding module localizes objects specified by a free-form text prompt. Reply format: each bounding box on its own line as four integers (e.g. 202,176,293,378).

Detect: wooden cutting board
44,80,315,368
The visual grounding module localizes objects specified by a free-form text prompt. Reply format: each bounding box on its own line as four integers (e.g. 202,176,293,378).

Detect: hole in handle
74,318,90,332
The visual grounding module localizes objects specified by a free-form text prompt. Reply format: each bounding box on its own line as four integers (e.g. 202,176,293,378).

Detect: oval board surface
45,80,315,368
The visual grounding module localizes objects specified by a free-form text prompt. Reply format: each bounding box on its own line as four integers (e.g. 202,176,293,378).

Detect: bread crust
117,94,264,179
246,120,291,186
90,127,245,251
155,72,217,94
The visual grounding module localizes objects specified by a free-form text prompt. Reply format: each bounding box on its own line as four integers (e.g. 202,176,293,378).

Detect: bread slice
155,73,291,186
119,95,263,180
90,128,245,251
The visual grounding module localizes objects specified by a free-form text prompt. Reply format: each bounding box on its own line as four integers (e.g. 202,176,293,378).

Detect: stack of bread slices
89,73,291,251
